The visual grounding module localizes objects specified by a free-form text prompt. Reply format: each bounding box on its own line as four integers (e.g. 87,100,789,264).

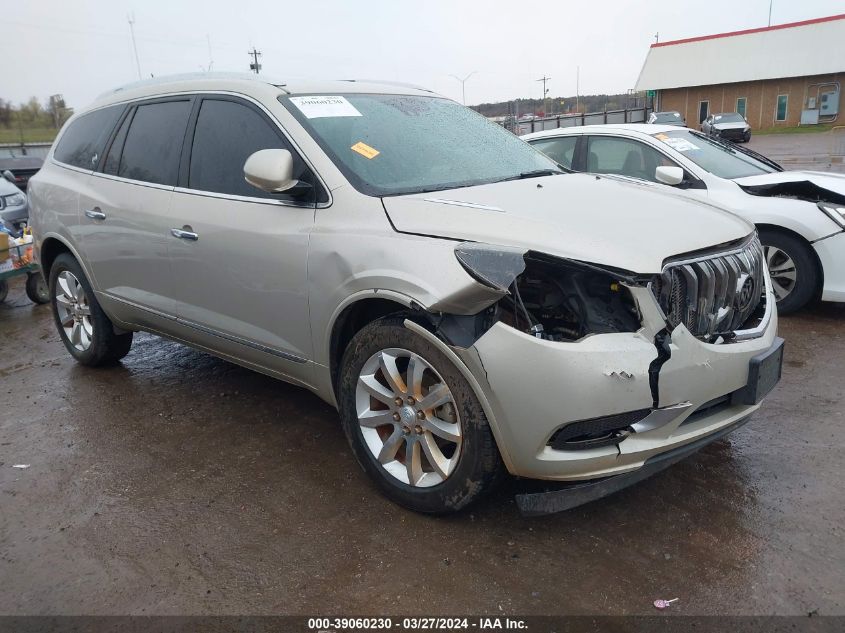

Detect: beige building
635,14,844,130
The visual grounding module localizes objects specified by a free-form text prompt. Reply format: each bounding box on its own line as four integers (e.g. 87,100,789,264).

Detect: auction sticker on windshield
289,96,362,118
656,135,700,152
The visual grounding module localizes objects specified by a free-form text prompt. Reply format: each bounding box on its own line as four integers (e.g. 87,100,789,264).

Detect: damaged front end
409,236,780,514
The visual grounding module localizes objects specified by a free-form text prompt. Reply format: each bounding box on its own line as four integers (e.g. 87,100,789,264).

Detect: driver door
166,96,325,384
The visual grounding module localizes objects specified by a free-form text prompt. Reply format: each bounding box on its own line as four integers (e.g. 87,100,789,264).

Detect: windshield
713,113,745,124
280,94,560,196
652,129,776,179
652,112,681,123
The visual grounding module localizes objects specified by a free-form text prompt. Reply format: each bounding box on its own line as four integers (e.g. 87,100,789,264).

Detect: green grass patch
0,127,57,144
754,124,839,136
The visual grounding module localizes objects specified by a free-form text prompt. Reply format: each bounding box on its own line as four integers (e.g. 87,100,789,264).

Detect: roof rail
97,72,284,99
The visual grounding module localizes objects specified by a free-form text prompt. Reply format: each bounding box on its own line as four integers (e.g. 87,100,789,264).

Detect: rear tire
759,229,818,314
25,272,50,304
49,253,133,365
338,317,503,514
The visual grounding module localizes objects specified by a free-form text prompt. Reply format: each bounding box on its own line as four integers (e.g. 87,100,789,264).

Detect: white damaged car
524,124,845,313
30,75,782,515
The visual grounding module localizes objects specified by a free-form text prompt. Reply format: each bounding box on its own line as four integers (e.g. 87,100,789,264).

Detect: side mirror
655,166,684,186
2,170,15,184
243,149,299,193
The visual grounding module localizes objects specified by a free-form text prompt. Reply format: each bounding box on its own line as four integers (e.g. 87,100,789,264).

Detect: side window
53,105,123,170
529,137,578,170
102,110,133,176
119,100,191,186
586,136,678,183
188,98,318,201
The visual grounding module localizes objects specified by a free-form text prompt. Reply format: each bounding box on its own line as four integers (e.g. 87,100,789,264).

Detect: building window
698,100,709,123
776,95,788,122
736,97,747,118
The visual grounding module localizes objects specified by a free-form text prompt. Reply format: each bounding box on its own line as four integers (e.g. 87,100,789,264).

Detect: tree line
472,93,644,118
0,96,74,132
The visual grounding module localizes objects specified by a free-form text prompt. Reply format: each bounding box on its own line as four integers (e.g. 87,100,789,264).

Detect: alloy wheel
355,347,462,487
54,270,94,351
764,245,797,301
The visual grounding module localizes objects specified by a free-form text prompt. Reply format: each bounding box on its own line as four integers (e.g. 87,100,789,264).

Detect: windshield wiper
494,169,564,184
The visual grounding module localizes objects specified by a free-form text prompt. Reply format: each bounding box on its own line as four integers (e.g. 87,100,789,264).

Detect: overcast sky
2,0,842,109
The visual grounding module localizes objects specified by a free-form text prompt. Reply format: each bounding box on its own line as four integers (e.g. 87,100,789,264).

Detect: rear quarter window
53,105,123,170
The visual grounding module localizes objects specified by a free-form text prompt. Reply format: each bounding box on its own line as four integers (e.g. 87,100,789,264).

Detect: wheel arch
757,223,825,298
328,294,415,399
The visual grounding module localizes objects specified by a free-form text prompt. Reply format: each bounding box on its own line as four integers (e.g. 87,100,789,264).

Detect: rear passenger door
166,95,323,376
79,98,193,325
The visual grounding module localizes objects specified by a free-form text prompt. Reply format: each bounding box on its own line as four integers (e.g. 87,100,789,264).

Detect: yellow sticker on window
351,141,380,159
655,133,669,141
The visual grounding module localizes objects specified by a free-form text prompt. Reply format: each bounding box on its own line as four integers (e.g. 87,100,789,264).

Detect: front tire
49,253,133,365
338,318,503,514
759,229,818,314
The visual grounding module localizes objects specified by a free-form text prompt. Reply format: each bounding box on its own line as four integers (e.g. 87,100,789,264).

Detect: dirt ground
0,275,843,617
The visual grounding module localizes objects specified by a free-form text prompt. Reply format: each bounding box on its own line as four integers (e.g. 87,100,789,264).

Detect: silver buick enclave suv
28,74,782,515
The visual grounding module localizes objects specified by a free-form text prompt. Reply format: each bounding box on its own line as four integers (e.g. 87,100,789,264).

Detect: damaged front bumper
453,283,780,504
814,230,845,302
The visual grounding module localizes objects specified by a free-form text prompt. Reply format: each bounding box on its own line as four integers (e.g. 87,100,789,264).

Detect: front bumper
459,285,779,482
716,127,749,141
814,230,845,302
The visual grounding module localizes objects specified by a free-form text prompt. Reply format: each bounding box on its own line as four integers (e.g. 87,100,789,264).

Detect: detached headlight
818,201,845,228
2,193,25,207
454,242,526,293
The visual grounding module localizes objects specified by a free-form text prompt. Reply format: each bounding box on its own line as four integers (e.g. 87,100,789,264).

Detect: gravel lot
1,275,843,617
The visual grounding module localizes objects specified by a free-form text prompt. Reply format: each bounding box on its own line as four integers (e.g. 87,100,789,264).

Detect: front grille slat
653,236,766,343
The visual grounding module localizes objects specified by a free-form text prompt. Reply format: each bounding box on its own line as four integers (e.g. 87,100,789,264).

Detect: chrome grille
652,235,766,342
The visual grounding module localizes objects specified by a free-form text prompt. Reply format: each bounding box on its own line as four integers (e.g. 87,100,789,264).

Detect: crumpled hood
733,170,845,195
382,173,753,274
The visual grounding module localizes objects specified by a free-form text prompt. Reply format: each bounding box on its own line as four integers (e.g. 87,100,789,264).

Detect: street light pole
449,72,478,105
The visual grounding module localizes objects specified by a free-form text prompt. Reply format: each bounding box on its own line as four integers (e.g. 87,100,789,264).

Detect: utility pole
654,32,659,43
767,0,773,26
127,13,142,80
576,66,580,114
206,35,214,72
536,76,550,116
449,72,477,105
248,48,262,74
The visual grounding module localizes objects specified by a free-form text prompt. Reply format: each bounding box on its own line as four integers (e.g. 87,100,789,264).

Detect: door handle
85,208,106,220
170,227,199,241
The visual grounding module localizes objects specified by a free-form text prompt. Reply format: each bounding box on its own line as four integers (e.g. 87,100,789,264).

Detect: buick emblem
737,275,756,311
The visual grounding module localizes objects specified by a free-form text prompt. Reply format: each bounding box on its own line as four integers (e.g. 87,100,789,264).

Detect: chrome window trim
172,186,317,209
89,171,175,192
54,89,333,208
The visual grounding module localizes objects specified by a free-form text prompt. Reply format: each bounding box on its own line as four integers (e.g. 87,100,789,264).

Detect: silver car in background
701,112,752,142
28,74,782,515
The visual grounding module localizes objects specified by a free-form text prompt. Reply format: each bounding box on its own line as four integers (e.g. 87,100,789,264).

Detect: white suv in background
523,124,845,313
29,74,782,515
